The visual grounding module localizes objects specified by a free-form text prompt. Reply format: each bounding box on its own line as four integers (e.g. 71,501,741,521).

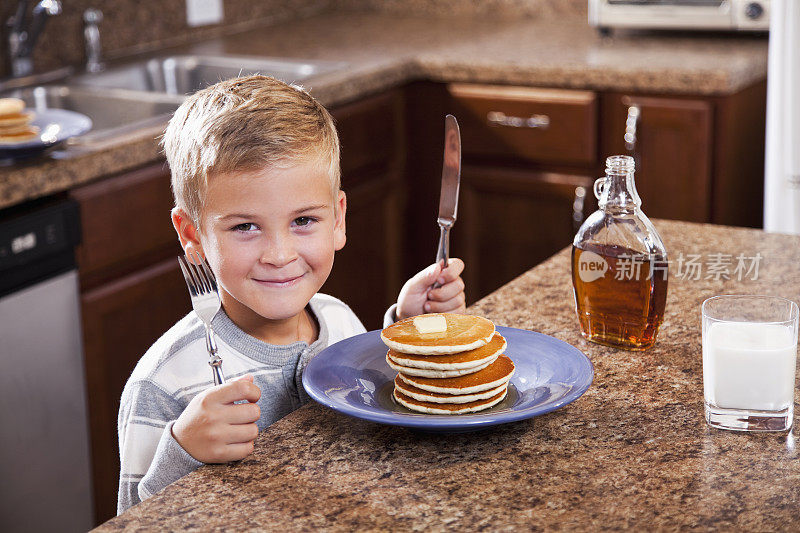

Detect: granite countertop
96,220,800,531
0,12,768,211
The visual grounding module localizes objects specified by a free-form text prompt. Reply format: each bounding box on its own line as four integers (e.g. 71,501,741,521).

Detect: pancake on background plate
381,313,515,415
0,98,38,145
0,126,40,144
0,98,25,116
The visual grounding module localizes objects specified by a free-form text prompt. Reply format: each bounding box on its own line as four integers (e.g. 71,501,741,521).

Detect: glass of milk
702,295,799,431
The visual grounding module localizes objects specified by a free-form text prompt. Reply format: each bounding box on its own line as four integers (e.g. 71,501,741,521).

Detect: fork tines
177,251,218,295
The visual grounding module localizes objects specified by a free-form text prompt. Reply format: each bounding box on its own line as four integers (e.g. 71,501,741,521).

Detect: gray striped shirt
117,293,366,514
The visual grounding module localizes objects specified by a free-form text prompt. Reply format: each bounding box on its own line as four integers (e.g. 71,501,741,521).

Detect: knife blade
433,114,461,288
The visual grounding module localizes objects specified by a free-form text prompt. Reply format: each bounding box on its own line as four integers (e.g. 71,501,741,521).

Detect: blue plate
0,108,92,161
303,326,593,432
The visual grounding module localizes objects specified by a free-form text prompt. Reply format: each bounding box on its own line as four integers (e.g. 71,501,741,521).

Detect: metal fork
177,251,225,385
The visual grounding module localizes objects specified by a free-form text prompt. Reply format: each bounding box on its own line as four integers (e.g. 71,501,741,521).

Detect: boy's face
187,157,345,330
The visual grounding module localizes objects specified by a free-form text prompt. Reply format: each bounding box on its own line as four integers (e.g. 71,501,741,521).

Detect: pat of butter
413,314,447,334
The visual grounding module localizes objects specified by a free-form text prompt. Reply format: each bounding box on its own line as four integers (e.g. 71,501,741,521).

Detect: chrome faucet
83,8,104,73
6,0,62,78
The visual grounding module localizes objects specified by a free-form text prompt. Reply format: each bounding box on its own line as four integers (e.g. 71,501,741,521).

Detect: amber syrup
571,243,668,350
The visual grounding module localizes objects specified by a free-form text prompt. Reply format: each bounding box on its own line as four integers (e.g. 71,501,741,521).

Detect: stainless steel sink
1,85,183,144
72,54,347,95
0,54,346,149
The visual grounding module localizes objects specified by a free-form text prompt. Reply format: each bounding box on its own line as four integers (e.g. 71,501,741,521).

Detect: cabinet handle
624,104,640,152
487,111,550,129
573,186,587,230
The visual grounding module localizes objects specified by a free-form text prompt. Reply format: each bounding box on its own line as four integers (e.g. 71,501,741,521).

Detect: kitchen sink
0,54,345,149
1,85,183,144
71,54,347,95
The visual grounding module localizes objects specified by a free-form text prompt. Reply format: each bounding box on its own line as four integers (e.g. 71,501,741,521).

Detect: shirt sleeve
117,380,199,514
137,420,203,502
383,303,398,328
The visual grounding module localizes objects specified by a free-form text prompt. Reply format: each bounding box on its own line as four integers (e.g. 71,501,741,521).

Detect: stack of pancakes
381,313,515,414
0,98,39,145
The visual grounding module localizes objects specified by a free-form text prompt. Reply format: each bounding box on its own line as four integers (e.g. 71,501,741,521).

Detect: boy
117,76,466,514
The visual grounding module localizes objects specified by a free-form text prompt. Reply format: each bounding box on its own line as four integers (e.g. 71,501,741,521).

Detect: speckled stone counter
95,220,800,531
0,12,767,211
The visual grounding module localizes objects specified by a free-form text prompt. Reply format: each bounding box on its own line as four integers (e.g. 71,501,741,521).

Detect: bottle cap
606,155,635,175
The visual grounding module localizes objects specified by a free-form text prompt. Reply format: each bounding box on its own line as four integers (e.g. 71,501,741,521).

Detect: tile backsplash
333,0,587,18
0,0,332,79
0,0,586,80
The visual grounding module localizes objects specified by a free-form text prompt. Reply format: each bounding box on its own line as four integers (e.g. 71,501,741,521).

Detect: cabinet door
323,177,402,330
71,163,180,289
601,93,713,222
325,91,405,329
81,258,188,524
457,166,594,302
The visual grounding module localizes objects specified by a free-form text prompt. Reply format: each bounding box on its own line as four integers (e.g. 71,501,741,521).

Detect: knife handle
433,223,450,289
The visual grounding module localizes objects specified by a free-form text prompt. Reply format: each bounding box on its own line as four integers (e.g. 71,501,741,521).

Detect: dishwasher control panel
0,198,81,295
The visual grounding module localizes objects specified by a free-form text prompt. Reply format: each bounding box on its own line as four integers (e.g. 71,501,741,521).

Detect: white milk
703,322,797,411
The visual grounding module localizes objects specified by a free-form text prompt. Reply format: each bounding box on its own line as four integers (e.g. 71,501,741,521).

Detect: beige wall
334,0,586,18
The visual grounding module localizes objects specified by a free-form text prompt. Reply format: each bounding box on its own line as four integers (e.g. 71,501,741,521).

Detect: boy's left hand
396,258,466,320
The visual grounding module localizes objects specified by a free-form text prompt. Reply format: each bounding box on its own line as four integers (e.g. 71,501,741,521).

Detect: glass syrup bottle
571,155,668,350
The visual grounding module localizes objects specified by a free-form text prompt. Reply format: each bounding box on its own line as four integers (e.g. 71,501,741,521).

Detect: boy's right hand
172,375,261,463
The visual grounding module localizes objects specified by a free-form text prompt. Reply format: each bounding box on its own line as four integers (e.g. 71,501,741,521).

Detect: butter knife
433,114,462,288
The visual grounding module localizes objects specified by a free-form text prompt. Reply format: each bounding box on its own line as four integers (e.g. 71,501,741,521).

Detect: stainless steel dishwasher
0,197,93,532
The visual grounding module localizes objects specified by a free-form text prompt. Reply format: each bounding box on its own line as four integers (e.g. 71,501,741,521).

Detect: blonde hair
162,75,340,224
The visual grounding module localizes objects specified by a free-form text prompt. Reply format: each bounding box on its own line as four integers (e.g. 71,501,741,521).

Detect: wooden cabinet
70,163,186,524
450,84,598,165
73,164,179,288
601,82,767,227
601,93,714,222
401,80,766,304
460,167,593,299
325,90,405,330
80,259,187,523
445,83,599,303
